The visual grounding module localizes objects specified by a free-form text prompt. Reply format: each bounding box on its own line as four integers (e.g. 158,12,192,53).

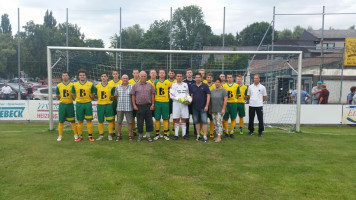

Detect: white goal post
47,46,303,132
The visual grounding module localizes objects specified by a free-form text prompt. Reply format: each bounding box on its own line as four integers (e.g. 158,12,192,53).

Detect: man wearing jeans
130,71,155,142
246,74,267,137
190,73,211,142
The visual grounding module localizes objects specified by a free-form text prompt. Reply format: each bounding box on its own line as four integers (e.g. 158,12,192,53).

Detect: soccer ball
183,96,192,104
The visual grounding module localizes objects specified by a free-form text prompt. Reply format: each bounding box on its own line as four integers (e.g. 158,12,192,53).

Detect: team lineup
56,68,267,143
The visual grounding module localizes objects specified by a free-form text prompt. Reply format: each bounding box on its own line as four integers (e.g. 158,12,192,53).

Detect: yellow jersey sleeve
203,79,208,84
72,81,95,103
223,83,238,103
154,80,171,102
129,78,139,86
108,80,122,88
208,83,216,91
147,80,157,90
96,83,115,105
56,82,73,104
236,85,248,103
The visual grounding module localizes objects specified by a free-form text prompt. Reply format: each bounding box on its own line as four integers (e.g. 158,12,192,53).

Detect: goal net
47,47,303,132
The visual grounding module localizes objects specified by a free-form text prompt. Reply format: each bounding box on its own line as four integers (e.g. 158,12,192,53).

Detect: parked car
0,83,18,100
7,83,27,99
33,87,57,100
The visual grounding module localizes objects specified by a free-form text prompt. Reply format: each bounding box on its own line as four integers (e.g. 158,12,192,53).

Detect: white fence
0,100,355,125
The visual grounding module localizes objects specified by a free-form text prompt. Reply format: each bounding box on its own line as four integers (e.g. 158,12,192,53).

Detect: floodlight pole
17,8,21,100
296,52,302,132
319,6,325,82
222,7,225,73
119,7,122,75
169,7,172,70
66,8,69,72
47,47,53,131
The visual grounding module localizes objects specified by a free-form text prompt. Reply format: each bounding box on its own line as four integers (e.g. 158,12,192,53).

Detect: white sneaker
159,133,163,138
163,135,170,141
153,135,160,140
143,133,147,138
57,136,62,141
74,135,79,140
108,135,113,141
96,136,104,141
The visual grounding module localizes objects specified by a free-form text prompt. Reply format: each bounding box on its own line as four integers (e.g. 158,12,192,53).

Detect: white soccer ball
184,96,192,104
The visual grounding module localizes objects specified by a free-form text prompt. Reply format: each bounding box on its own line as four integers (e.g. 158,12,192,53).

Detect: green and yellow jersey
147,79,157,90
223,83,239,103
207,83,216,91
95,83,115,105
129,78,140,86
56,82,74,104
203,79,208,84
168,79,177,84
236,84,248,103
154,79,172,102
108,79,122,88
72,81,95,103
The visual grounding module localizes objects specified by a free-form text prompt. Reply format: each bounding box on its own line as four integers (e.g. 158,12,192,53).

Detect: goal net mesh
50,49,300,132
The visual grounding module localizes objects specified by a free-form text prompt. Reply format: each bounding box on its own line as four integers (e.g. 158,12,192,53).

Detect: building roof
250,53,343,74
303,30,356,40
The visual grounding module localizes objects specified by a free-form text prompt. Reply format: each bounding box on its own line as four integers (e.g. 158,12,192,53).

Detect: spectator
319,84,329,104
1,82,12,100
353,92,356,105
26,84,33,100
347,86,355,104
311,81,322,104
291,86,311,104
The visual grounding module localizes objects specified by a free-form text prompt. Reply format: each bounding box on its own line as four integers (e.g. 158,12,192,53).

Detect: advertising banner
0,101,28,120
342,105,356,124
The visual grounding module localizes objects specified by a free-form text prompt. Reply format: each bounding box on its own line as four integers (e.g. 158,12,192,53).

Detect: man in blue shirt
190,73,210,142
291,87,311,104
347,86,355,104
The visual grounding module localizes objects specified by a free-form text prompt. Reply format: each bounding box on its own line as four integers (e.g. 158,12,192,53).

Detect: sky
1,0,356,47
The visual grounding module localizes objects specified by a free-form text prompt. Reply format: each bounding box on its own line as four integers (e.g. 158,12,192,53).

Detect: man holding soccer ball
170,72,190,140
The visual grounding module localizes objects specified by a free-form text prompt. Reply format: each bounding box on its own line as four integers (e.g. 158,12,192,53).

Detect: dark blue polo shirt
183,78,196,92
190,82,210,110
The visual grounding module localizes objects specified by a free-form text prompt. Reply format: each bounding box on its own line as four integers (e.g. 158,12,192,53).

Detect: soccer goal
47,46,303,132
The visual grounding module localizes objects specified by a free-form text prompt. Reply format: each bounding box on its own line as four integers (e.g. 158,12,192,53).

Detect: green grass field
0,123,355,200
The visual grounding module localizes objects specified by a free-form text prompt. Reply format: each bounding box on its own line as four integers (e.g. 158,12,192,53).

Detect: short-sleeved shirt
291,89,311,104
319,89,329,104
108,79,122,88
237,84,248,103
115,84,133,111
190,83,211,110
95,83,115,105
1,86,12,94
154,79,172,102
223,83,239,103
72,81,95,103
130,81,155,105
56,82,74,104
312,86,321,100
347,92,355,104
247,83,267,107
210,88,227,113
207,83,216,91
353,94,356,105
129,78,140,86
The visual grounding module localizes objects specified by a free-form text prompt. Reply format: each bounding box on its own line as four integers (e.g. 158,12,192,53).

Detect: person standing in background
311,81,322,104
319,84,329,104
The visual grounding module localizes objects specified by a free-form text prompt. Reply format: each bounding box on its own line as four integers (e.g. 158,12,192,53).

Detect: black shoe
230,134,235,138
173,136,179,140
258,132,262,137
147,137,153,142
203,138,208,143
183,135,189,140
248,132,254,135
224,133,229,138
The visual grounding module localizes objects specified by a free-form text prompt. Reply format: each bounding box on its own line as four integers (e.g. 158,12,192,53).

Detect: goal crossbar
47,46,303,132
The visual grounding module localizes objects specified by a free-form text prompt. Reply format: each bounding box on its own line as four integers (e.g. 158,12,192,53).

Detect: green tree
239,22,272,46
111,24,144,49
292,25,305,39
0,34,16,76
172,5,213,50
140,20,170,50
1,14,12,34
43,10,57,29
278,29,293,39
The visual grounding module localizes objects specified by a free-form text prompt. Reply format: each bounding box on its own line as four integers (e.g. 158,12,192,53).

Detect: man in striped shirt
114,74,134,141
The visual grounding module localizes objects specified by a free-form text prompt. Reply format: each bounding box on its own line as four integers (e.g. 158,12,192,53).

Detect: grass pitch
0,123,355,199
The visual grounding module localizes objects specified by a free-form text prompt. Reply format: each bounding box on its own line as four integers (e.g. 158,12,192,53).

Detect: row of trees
0,5,341,79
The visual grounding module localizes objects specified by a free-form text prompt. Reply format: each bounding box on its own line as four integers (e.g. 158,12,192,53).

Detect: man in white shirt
1,82,12,100
246,74,267,137
170,72,190,140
